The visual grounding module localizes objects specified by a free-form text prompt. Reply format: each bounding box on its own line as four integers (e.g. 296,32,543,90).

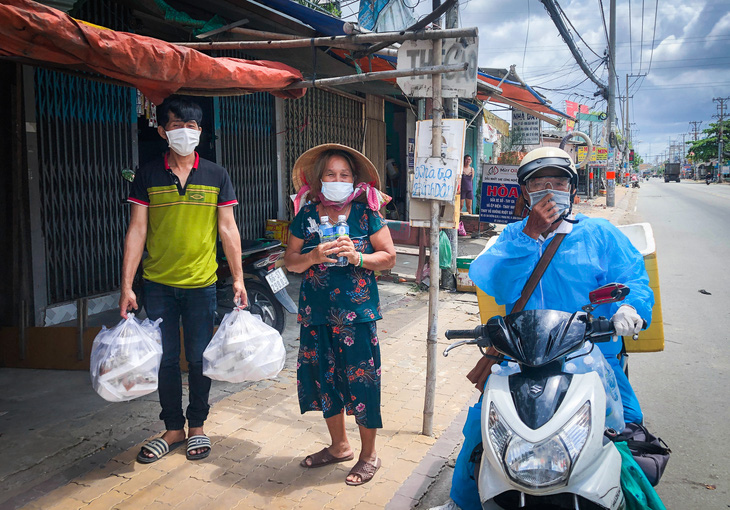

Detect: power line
628,0,633,73
639,0,645,73
554,0,603,59
598,0,610,54
647,0,659,74
522,0,530,74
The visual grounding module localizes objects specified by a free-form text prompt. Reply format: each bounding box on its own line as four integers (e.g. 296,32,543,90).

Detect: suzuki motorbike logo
529,384,544,397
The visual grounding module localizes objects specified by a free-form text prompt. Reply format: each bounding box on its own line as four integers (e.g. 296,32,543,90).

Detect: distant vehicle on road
664,163,681,182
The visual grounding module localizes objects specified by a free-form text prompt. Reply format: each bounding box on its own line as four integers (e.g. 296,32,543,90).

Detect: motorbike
630,179,640,189
443,283,643,510
215,238,297,332
706,174,713,185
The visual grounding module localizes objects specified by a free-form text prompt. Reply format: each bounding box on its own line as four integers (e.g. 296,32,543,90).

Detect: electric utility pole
689,121,702,141
713,97,729,183
606,0,617,206
688,122,701,179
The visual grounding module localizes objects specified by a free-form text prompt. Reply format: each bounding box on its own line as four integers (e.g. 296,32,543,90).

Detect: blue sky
340,0,730,162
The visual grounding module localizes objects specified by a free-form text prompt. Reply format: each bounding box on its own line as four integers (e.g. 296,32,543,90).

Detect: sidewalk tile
116,468,165,495
202,486,250,509
363,479,402,505
82,489,128,509
295,489,335,510
171,492,214,510
112,482,167,508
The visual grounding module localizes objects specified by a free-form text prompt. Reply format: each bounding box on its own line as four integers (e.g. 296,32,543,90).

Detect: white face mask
165,127,200,157
528,189,572,219
321,181,354,203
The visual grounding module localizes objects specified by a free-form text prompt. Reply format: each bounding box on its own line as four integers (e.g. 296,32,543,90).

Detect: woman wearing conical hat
284,144,396,486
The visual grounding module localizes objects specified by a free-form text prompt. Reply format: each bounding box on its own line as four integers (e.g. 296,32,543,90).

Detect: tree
686,120,730,163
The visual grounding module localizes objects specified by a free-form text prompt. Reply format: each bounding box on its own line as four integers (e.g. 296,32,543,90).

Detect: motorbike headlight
488,401,591,489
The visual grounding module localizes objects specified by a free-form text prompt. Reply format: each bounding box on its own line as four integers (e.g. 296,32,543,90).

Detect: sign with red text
479,164,523,224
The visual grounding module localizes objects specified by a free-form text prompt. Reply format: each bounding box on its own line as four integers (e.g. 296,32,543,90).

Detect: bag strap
511,233,567,313
625,440,672,455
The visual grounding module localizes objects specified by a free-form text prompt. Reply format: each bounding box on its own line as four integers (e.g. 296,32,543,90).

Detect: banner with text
479,164,523,224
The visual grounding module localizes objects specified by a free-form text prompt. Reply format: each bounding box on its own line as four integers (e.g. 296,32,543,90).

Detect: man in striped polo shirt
119,97,246,463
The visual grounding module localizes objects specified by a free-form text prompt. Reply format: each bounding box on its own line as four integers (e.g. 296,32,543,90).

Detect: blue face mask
528,189,572,219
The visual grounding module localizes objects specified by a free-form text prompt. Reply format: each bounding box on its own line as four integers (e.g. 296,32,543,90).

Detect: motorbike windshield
486,310,587,367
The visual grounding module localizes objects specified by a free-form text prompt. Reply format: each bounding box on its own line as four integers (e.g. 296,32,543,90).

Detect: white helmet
517,147,577,187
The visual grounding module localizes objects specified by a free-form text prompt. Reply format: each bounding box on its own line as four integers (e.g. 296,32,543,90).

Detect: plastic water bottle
491,361,520,376
334,215,349,267
319,216,335,267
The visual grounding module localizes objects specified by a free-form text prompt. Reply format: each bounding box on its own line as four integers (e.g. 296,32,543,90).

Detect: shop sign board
397,38,478,98
511,109,541,145
479,164,523,225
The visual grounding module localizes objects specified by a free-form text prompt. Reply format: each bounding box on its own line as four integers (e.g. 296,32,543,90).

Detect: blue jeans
143,280,216,430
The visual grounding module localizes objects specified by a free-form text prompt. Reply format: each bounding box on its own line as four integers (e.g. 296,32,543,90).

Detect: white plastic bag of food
203,309,285,383
90,313,163,402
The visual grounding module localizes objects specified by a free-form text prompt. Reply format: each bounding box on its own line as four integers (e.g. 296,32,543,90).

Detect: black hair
157,96,203,127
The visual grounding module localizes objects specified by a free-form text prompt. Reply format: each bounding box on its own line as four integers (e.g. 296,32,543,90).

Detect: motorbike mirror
588,283,630,306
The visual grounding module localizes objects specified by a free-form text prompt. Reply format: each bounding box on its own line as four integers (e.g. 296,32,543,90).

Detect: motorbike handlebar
589,318,649,341
445,326,485,340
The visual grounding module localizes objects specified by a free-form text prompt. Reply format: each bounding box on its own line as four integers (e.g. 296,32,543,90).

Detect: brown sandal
300,447,355,468
345,457,381,486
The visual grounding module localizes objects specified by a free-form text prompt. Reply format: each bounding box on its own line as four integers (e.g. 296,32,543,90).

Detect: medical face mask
320,181,354,203
165,127,200,157
528,189,572,219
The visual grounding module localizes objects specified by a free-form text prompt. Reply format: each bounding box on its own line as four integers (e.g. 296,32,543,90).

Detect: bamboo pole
282,62,467,90
175,27,478,51
423,37,443,438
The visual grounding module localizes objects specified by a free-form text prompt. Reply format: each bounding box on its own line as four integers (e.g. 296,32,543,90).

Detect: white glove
611,305,643,336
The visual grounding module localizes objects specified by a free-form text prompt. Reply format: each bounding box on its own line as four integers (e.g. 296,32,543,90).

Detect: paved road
419,179,730,509
632,178,730,509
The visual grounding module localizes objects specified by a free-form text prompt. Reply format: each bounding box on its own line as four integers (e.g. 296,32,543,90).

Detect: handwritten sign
479,164,523,224
412,157,459,201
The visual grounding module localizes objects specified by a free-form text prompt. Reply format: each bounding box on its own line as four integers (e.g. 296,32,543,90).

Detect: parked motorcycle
443,283,643,509
215,238,296,332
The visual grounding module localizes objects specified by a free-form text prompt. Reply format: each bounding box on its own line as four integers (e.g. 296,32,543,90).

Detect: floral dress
290,201,386,428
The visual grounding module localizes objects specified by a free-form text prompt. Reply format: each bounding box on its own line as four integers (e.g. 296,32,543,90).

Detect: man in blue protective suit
435,146,654,510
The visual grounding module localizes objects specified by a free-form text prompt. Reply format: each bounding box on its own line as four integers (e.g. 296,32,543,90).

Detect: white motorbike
444,283,643,510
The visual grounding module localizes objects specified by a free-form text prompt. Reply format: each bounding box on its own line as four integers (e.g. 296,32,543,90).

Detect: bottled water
565,344,624,431
491,361,520,376
334,215,350,267
319,216,335,267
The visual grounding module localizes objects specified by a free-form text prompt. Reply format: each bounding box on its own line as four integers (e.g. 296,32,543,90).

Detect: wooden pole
282,62,467,89
423,37,443,437
175,27,478,51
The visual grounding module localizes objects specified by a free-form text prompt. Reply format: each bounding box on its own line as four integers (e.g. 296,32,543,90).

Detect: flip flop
136,438,184,464
345,457,381,486
300,447,355,468
186,435,211,461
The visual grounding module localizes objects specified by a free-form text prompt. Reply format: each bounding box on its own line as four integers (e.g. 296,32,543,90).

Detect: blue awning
256,0,347,35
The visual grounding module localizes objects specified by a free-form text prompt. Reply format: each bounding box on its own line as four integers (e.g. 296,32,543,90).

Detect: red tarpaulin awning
0,0,306,104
